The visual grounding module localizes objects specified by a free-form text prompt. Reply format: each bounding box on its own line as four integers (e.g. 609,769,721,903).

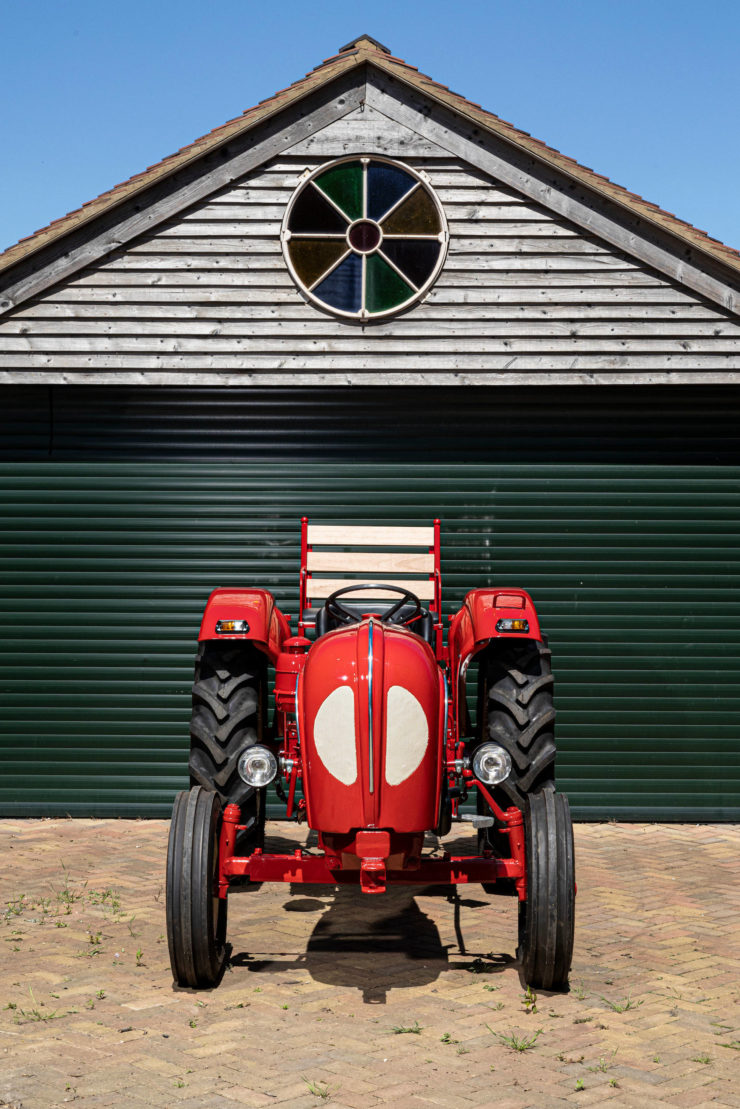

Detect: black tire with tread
517,789,575,990
166,786,228,989
189,641,267,846
480,639,556,808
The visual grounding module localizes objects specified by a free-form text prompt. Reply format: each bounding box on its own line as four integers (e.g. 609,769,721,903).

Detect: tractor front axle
217,802,526,897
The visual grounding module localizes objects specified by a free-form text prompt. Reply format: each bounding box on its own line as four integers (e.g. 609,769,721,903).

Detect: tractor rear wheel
480,639,556,808
189,641,267,848
517,789,575,991
166,786,228,988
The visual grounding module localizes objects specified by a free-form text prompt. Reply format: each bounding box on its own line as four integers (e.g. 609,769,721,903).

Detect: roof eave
0,49,363,279
1,41,738,301
365,54,740,283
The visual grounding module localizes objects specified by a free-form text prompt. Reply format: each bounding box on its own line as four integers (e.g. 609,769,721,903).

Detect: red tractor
166,519,575,991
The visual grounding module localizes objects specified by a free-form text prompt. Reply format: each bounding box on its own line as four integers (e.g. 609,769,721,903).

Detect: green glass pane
365,254,413,314
382,186,441,235
314,162,363,221
288,239,348,288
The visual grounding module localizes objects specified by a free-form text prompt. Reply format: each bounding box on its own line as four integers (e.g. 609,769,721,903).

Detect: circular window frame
280,155,449,323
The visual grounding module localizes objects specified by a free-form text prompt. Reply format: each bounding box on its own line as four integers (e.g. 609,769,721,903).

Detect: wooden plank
61,267,666,288
3,368,740,385
245,164,500,180
284,133,449,160
49,276,678,300
69,270,297,287
127,235,609,255
240,170,503,191
307,551,435,573
125,231,616,254
213,179,519,199
216,182,531,202
4,335,738,354
308,525,434,546
306,578,436,601
6,318,738,340
157,219,582,238
95,252,638,271
447,222,582,238
23,299,724,319
178,203,561,222
0,353,735,370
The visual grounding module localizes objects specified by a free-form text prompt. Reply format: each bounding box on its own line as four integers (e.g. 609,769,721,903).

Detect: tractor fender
198,588,290,663
449,588,542,697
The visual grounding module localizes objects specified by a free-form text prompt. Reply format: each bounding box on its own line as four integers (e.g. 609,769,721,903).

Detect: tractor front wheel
166,786,228,988
518,789,575,991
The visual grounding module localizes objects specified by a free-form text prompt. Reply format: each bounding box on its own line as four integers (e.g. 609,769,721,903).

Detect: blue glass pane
314,252,362,313
367,163,415,222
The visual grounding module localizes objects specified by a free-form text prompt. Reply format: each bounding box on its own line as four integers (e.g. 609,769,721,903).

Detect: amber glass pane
314,252,362,313
380,240,441,289
314,162,363,222
288,239,348,288
382,187,441,235
290,184,348,234
367,163,414,221
366,254,413,314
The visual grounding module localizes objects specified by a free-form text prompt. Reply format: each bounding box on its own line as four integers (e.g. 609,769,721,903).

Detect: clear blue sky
1,0,739,255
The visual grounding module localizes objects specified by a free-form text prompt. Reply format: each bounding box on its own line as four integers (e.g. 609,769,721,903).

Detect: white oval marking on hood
384,684,428,786
313,684,357,786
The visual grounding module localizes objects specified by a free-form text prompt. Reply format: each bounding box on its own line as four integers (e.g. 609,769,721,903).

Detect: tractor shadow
296,884,449,1003
229,831,516,1002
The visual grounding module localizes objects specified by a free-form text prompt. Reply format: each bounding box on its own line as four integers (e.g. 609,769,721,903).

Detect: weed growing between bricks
3,875,153,1021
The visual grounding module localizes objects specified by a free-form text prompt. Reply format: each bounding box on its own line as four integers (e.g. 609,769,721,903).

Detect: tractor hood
298,618,444,834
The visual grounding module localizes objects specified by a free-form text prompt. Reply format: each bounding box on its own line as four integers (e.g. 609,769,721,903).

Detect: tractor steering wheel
324,583,422,627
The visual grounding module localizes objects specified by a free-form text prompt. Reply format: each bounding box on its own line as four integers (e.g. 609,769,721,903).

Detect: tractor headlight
472,743,512,785
237,745,278,787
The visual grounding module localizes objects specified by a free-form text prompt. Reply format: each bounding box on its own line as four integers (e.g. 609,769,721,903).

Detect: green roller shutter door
0,385,738,820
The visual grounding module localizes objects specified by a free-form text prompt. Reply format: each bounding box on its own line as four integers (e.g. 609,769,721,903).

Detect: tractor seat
313,603,434,644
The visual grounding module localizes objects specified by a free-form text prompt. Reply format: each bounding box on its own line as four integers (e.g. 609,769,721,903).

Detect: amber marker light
495,618,529,632
215,619,250,634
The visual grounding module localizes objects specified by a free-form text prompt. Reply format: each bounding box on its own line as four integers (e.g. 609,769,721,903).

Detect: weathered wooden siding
1,107,739,378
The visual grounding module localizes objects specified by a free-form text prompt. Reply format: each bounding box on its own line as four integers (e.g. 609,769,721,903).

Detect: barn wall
1,384,739,821
1,109,739,377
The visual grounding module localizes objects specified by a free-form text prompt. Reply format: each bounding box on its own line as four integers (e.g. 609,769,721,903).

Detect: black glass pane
314,252,362,313
382,187,441,235
380,240,441,289
367,163,415,222
289,184,348,234
289,239,348,288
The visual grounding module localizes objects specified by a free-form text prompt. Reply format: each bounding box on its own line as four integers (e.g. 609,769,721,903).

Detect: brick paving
0,819,738,1109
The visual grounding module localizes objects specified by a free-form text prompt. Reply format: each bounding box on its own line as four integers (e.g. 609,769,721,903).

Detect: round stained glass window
281,156,448,321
